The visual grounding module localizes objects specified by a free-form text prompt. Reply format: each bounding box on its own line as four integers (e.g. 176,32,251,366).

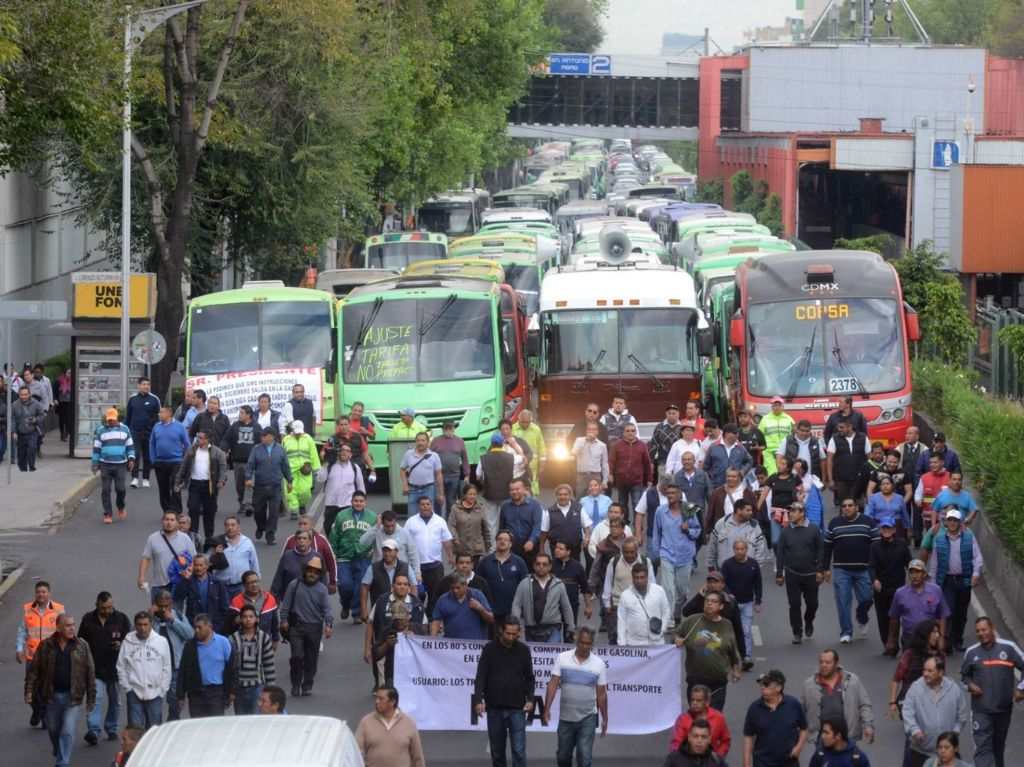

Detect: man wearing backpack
595,537,654,644
138,510,198,605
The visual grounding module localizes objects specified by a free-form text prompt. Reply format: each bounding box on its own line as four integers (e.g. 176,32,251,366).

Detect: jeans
166,669,180,721
338,559,371,612
17,430,39,471
770,519,783,548
941,577,973,649
973,708,1013,767
443,476,462,516
833,567,873,638
784,571,819,637
288,621,322,692
557,713,598,767
737,601,754,659
234,685,262,715
252,483,282,536
132,430,152,479
100,463,128,516
486,707,527,767
153,461,182,512
407,483,436,513
87,679,120,737
126,690,163,729
658,560,693,622
615,485,645,525
187,684,225,717
188,478,219,540
44,691,81,767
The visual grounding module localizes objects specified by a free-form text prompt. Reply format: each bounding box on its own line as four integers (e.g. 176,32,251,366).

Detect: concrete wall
746,46,987,134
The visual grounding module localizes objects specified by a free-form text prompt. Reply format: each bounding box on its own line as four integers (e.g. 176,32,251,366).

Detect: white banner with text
184,368,323,423
393,634,681,734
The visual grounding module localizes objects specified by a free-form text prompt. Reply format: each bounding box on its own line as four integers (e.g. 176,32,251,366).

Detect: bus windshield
189,301,332,375
418,204,474,236
365,242,446,269
343,297,495,384
746,298,905,397
543,308,700,375
502,265,540,316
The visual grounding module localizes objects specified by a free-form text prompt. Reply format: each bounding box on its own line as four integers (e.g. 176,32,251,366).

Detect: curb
47,474,99,529
0,565,27,601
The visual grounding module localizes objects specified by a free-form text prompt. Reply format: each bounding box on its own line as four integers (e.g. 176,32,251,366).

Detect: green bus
338,266,530,470
182,281,337,439
701,281,738,420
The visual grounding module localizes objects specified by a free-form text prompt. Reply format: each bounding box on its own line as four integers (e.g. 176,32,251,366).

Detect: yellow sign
795,303,850,321
72,273,157,320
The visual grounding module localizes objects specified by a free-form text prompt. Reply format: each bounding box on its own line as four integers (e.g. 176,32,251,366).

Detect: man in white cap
923,508,983,652
282,419,320,520
389,407,429,441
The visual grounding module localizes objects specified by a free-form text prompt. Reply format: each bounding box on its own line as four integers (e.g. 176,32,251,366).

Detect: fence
970,297,1024,399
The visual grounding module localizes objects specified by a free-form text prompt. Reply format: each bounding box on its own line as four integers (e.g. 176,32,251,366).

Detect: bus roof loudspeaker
599,226,632,264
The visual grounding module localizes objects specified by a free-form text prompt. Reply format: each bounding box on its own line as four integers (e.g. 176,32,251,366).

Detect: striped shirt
92,422,136,465
823,512,880,570
552,648,606,723
231,629,275,687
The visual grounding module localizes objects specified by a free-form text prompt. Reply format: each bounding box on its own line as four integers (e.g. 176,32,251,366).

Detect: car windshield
418,204,473,236
343,296,495,383
502,265,540,316
189,301,332,375
747,298,905,397
543,308,699,375
365,242,446,269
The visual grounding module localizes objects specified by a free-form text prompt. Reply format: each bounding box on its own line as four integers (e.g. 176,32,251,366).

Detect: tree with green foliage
655,140,697,172
920,281,976,365
905,0,997,45
694,178,724,205
991,0,1024,57
758,194,783,237
894,241,950,313
998,324,1024,369
833,234,897,255
544,0,606,52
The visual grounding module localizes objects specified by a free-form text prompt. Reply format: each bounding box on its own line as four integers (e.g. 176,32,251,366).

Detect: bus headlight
892,408,905,420
881,410,893,421
552,444,570,461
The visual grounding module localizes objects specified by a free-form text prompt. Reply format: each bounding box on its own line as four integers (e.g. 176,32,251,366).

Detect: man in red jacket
609,423,654,527
668,684,731,759
281,514,337,595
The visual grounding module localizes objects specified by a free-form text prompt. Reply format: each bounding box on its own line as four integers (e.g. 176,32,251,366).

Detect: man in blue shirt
430,575,493,639
743,669,808,767
176,613,234,717
150,406,191,513
476,531,528,626
126,376,161,489
933,472,979,527
651,484,702,626
499,478,543,566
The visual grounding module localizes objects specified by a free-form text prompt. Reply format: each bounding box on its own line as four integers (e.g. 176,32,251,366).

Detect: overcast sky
601,0,802,53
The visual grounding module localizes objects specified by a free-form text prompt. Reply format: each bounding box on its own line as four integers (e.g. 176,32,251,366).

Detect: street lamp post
119,0,207,408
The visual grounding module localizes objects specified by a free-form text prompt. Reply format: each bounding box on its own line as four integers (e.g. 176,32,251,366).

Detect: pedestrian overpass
507,53,705,141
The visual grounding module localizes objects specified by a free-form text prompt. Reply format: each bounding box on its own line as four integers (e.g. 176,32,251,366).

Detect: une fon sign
71,272,157,320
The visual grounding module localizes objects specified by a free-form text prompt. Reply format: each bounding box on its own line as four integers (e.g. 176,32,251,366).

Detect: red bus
728,250,920,445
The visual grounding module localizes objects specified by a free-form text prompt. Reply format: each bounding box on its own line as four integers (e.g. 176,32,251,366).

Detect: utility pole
703,27,709,57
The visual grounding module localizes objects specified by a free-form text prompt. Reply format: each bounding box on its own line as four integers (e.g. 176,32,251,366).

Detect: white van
129,715,364,767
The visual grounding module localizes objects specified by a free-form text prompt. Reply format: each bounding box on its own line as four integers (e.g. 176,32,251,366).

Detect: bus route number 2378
829,377,860,394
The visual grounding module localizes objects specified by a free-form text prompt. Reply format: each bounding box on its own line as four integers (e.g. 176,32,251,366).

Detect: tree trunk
152,254,184,402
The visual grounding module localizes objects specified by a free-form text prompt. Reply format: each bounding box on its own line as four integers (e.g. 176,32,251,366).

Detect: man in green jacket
328,492,378,623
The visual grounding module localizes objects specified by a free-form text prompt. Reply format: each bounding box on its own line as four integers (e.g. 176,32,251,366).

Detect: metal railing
970,297,1024,399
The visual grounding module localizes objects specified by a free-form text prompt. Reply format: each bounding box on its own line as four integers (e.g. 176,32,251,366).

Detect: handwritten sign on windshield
350,324,414,382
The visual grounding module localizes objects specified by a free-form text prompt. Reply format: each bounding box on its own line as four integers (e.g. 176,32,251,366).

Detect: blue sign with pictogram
932,141,960,169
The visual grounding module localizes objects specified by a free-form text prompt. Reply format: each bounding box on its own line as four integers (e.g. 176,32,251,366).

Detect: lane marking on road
752,625,763,647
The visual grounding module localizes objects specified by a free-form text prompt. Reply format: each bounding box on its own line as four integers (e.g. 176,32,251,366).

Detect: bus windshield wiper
786,323,818,400
419,293,458,338
573,349,606,391
346,296,384,371
831,328,869,397
628,353,667,392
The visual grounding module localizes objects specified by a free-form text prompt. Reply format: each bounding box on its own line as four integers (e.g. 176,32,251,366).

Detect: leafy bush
833,234,896,255
758,193,783,237
914,360,1024,561
694,178,724,205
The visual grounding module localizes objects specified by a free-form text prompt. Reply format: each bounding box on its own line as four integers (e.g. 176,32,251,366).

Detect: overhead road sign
547,53,613,76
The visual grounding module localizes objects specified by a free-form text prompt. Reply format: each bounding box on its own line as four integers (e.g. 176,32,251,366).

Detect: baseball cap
757,669,786,687
382,538,399,551
105,407,119,420
706,571,724,582
305,556,323,571
771,396,785,405
945,509,962,521
879,517,896,528
490,433,505,446
665,403,681,412
933,431,946,443
400,407,416,417
291,420,305,434
908,559,927,572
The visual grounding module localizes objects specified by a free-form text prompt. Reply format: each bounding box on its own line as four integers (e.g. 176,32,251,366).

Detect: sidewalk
0,448,96,531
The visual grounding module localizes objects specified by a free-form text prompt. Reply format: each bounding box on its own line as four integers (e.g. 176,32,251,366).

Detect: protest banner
393,634,681,735
184,368,323,423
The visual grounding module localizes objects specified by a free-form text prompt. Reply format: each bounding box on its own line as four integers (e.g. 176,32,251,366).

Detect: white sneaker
857,622,869,640
142,479,151,488
130,478,139,488
840,634,852,644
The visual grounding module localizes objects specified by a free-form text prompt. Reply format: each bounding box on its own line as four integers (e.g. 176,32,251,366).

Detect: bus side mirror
525,329,540,358
905,304,921,342
729,316,745,348
698,328,713,357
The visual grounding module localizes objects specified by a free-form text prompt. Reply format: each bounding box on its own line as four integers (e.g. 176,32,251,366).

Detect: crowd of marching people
15,378,1024,767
